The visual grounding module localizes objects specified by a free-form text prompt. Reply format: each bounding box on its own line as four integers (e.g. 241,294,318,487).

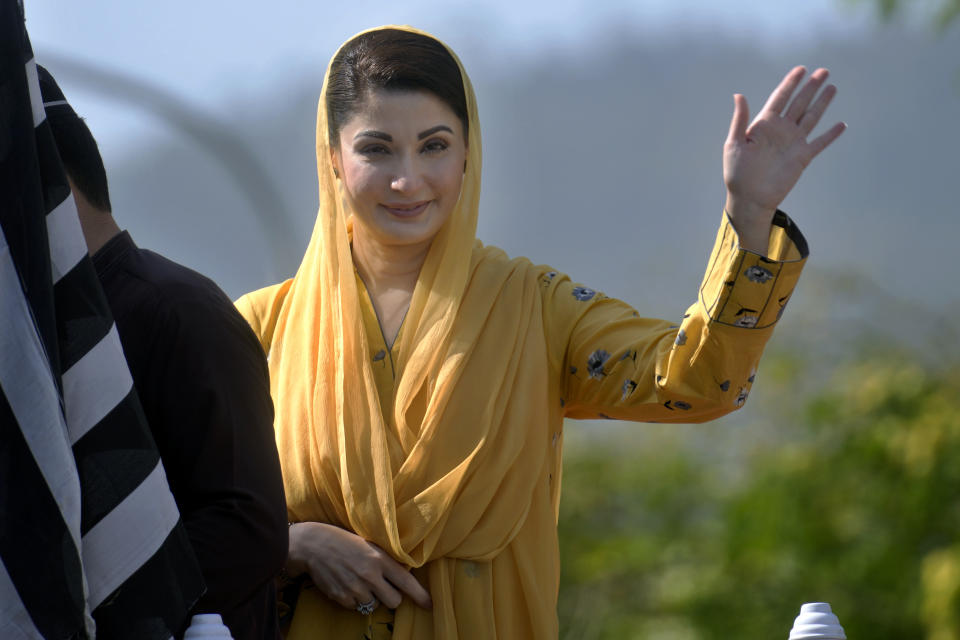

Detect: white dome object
183,613,234,638
789,602,846,640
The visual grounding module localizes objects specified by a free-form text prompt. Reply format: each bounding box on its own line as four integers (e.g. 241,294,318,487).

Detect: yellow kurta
239,208,807,638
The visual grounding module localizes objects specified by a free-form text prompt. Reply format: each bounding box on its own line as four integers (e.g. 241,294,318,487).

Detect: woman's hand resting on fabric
723,66,846,253
287,522,432,611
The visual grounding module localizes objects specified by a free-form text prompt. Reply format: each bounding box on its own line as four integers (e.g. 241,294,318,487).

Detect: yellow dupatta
236,26,562,638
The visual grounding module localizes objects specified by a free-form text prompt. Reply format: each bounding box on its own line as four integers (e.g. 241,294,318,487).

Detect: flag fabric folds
1,1,205,637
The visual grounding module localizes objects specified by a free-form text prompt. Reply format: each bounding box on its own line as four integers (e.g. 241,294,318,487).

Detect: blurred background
27,0,960,637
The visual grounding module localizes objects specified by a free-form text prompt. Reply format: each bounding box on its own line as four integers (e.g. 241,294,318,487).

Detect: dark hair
46,116,112,213
326,29,468,149
36,65,112,212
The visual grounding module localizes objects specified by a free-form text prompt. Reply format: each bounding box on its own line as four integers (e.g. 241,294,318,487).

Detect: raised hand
723,66,846,253
287,522,432,612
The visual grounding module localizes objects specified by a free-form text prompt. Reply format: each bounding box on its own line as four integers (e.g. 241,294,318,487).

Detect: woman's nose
390,156,424,193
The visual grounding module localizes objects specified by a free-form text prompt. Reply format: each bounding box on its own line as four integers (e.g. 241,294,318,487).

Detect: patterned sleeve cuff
698,210,808,329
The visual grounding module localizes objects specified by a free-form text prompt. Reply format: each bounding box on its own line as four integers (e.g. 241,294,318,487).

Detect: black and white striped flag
1,1,205,637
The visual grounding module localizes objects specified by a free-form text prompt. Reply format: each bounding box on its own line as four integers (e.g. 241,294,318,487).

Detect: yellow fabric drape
237,25,561,638
236,24,809,639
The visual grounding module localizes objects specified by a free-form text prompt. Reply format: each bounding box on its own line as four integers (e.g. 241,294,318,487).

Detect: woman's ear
330,148,341,180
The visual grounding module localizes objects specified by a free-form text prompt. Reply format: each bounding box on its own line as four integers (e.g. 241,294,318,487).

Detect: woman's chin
366,223,441,250
357,211,449,249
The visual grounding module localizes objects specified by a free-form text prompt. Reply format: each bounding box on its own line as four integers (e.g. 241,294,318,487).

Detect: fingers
318,561,404,612
798,83,838,136
760,66,806,116
808,121,847,157
726,94,750,145
352,555,404,610
383,560,432,609
319,573,369,610
368,576,404,609
785,68,829,123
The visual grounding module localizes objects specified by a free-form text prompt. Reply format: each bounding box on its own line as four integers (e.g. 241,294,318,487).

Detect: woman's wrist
285,522,309,579
724,194,774,256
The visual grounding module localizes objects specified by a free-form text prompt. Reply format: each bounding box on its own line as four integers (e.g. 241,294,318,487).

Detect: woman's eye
422,139,449,153
359,144,389,155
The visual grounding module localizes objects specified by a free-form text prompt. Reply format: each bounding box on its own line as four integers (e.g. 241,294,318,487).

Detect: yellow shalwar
235,24,808,640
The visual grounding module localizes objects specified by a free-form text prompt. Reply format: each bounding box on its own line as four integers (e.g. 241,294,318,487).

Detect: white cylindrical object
183,613,233,638
789,602,846,640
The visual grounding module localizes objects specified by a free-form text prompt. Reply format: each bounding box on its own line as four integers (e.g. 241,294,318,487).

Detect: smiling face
333,89,468,252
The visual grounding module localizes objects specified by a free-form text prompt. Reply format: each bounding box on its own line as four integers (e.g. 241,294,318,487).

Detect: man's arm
144,285,287,637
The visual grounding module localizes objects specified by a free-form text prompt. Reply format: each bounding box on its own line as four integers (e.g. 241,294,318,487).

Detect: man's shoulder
133,249,233,311
117,248,256,353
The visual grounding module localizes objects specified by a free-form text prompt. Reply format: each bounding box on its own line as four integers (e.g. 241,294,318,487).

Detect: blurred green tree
688,360,960,639
558,357,960,639
853,0,960,30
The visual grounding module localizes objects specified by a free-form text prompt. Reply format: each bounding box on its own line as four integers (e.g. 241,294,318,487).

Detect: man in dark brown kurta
38,65,288,640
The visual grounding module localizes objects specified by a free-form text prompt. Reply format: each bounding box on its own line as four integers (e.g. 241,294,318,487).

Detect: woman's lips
382,201,430,218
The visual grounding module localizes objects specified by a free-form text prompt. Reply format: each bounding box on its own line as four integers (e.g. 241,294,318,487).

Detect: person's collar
91,230,135,279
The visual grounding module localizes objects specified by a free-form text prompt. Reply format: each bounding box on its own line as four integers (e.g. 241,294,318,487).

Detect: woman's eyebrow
354,130,392,142
418,125,453,139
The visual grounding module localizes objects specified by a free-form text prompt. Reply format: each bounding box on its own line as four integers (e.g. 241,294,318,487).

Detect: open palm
723,66,845,233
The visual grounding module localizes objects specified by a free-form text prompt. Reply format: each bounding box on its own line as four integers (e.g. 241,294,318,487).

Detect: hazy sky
27,0,876,148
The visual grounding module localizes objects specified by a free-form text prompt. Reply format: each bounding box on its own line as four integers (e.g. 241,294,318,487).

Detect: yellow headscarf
237,25,561,638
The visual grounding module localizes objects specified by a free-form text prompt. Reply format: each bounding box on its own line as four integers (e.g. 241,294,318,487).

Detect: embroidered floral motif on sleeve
587,349,611,379
744,265,774,283
572,286,596,301
735,386,749,407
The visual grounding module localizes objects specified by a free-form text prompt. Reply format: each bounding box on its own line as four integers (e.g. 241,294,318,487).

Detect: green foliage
558,358,960,639
851,0,960,31
558,444,722,639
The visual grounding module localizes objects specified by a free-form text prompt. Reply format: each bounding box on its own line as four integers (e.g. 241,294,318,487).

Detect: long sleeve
95,235,288,639
544,210,807,423
130,284,288,639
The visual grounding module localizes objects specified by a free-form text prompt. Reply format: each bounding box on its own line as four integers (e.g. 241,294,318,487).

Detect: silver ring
355,597,378,615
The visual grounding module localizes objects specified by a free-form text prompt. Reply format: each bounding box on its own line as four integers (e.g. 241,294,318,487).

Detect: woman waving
237,25,843,639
